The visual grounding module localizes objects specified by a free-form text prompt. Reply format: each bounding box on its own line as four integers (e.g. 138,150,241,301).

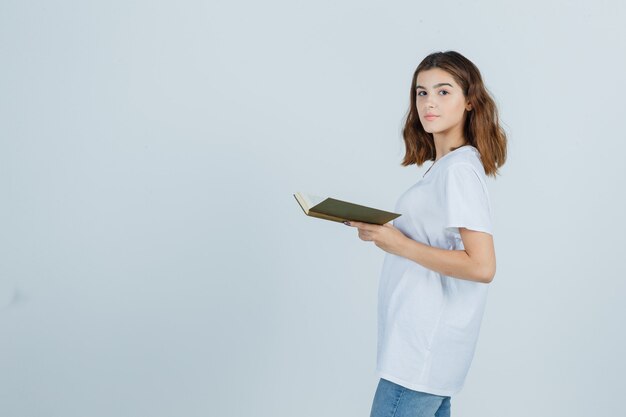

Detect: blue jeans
370,378,451,417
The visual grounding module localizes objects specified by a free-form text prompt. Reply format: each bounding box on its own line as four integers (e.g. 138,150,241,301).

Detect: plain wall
1,0,625,416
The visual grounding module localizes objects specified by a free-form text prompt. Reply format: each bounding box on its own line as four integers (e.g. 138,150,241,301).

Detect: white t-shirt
376,145,493,397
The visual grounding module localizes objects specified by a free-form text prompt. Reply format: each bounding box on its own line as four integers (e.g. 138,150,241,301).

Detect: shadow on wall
0,284,26,311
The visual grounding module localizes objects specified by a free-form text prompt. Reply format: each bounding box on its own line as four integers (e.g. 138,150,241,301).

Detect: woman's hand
344,221,409,256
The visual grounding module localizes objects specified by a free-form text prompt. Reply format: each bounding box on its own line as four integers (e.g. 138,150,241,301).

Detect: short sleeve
444,162,493,237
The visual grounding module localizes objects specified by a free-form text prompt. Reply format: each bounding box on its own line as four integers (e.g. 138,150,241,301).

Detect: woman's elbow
474,263,496,284
482,264,496,283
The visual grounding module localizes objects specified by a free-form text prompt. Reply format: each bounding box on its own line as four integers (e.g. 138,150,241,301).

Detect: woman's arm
345,221,496,284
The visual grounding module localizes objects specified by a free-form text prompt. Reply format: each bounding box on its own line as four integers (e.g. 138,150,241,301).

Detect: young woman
345,51,507,417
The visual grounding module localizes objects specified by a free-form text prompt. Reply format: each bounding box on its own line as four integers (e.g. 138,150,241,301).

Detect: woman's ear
466,103,473,111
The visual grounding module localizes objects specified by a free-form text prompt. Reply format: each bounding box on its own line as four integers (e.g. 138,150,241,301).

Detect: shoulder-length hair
401,51,507,176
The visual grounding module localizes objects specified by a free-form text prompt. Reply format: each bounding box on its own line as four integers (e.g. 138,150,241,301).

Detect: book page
302,193,326,208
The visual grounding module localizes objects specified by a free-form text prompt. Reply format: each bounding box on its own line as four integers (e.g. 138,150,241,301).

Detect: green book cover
294,192,401,225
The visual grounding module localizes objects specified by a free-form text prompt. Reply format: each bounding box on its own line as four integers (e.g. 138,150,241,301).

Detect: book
293,192,401,225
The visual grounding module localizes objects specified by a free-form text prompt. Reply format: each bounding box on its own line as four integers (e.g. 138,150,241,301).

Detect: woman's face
415,68,472,137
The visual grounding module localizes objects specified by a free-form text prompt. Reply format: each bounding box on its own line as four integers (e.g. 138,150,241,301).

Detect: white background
1,1,625,416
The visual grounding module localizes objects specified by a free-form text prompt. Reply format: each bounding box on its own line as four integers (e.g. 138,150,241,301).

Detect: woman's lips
424,115,439,121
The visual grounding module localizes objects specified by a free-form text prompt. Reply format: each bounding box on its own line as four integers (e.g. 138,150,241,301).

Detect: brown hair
401,51,507,176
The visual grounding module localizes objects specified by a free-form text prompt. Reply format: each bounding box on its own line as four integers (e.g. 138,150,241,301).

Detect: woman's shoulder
440,146,486,177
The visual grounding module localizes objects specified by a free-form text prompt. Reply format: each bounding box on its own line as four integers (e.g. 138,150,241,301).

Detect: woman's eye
417,91,426,96
439,90,449,95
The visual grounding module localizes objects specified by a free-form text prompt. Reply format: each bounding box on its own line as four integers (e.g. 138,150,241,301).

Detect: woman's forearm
396,236,494,283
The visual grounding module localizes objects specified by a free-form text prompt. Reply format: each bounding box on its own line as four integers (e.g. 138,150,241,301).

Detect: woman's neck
433,133,467,161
